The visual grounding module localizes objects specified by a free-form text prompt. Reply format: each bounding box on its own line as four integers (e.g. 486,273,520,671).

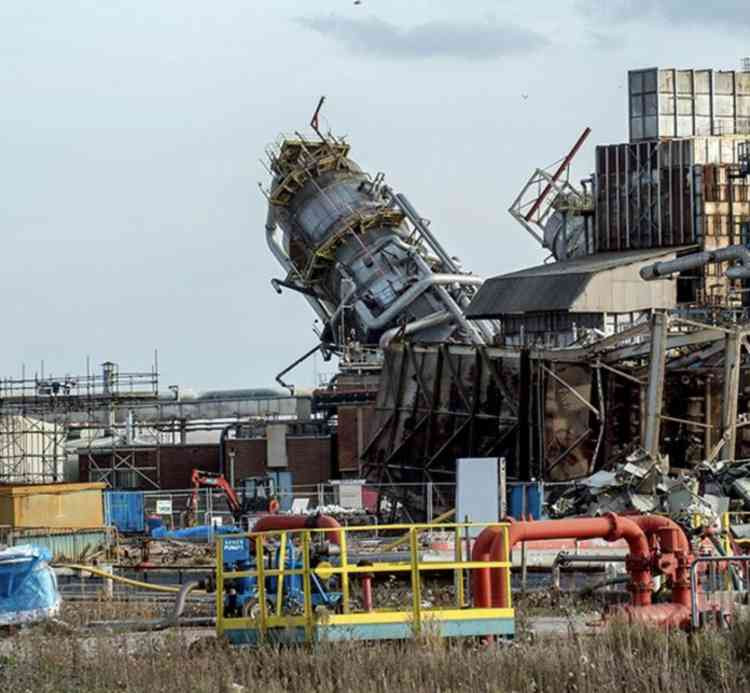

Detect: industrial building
3,65,750,522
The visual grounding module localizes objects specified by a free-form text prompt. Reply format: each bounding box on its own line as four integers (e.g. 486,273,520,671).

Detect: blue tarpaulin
150,524,241,541
0,545,61,625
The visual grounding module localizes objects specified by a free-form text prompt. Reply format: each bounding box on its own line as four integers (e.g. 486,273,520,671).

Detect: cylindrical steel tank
264,135,489,348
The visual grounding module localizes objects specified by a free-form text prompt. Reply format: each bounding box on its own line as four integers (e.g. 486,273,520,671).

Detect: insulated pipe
251,513,342,545
434,285,487,345
473,514,652,609
389,191,461,274
640,245,750,281
217,423,237,477
408,251,490,345
360,274,483,331
265,204,332,323
378,311,453,349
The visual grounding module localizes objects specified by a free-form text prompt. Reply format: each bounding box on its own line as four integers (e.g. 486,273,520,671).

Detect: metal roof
466,248,691,318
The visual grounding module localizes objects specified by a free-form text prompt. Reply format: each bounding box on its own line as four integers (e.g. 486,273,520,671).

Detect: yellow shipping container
0,482,105,529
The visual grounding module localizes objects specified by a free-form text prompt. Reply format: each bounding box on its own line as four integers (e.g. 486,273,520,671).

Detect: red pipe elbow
251,514,342,544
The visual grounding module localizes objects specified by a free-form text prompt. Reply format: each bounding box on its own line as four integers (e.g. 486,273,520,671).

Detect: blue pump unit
221,536,340,617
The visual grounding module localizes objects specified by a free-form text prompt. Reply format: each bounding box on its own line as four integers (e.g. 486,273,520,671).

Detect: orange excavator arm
190,468,243,519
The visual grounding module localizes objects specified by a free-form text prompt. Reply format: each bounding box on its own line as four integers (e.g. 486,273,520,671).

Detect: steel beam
721,329,742,463
643,312,668,458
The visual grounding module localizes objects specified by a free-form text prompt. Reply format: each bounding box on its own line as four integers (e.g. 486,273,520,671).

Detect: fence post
409,527,421,634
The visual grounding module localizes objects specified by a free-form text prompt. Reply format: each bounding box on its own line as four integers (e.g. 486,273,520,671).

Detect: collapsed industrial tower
265,68,750,520
262,105,495,374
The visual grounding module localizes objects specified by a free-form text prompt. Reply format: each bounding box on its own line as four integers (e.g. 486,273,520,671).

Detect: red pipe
616,603,692,628
472,513,652,609
361,574,373,611
629,515,692,610
476,553,492,609
251,514,342,545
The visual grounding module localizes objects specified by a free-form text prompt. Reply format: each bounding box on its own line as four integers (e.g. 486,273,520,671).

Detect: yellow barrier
216,522,514,644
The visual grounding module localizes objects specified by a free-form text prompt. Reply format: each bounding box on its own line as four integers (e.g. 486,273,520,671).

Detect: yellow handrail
215,521,512,642
381,509,456,552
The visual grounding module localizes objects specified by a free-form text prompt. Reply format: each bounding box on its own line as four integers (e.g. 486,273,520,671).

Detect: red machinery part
613,604,692,628
628,514,692,610
473,513,652,609
251,514,342,545
470,513,695,628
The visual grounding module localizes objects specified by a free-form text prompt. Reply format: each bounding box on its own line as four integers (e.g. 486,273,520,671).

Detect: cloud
577,1,750,28
295,14,548,61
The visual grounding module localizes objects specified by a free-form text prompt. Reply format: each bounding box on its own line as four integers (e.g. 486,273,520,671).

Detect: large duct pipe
361,274,483,331
640,245,750,281
390,191,461,274
378,311,453,349
252,513,342,545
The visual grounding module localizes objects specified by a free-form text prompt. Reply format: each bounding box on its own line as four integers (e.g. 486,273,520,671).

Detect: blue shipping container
104,491,145,533
508,483,544,520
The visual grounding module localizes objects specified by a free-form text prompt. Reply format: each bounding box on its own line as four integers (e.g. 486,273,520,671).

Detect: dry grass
1,618,750,693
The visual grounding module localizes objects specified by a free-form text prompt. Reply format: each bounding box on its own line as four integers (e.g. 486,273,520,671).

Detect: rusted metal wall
543,364,598,481
361,343,521,516
694,164,750,306
594,140,695,252
361,344,626,516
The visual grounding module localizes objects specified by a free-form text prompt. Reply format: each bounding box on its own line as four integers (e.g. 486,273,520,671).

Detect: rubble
547,447,750,531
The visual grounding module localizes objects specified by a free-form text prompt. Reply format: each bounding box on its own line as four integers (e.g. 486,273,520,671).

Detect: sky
2,1,749,391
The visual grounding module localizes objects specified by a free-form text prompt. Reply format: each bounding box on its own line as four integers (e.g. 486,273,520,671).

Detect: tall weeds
1,622,748,692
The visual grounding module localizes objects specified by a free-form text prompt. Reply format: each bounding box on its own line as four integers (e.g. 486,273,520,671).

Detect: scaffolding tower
0,360,159,486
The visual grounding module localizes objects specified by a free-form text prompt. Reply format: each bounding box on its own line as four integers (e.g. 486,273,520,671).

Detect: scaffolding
0,360,159,486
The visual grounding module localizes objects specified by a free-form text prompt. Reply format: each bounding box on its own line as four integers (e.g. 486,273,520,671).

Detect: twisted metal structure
263,123,492,357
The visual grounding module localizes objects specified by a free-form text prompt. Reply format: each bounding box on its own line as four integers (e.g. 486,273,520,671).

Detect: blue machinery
216,522,514,644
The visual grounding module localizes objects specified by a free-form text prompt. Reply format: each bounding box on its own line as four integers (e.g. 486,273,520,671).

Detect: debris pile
547,448,746,530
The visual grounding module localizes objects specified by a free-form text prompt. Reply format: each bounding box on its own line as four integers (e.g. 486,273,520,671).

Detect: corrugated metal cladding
2,527,111,561
0,415,65,483
103,491,145,533
594,140,695,252
629,68,750,141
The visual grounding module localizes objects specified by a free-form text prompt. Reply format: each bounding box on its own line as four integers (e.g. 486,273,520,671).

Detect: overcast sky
2,1,748,391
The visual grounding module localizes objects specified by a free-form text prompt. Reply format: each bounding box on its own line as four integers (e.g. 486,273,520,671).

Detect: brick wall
80,436,332,490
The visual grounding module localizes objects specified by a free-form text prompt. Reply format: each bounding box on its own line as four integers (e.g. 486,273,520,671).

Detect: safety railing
690,555,750,629
216,522,513,643
722,511,750,554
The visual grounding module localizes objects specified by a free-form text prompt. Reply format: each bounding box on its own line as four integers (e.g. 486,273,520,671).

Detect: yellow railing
720,511,750,552
216,522,513,643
